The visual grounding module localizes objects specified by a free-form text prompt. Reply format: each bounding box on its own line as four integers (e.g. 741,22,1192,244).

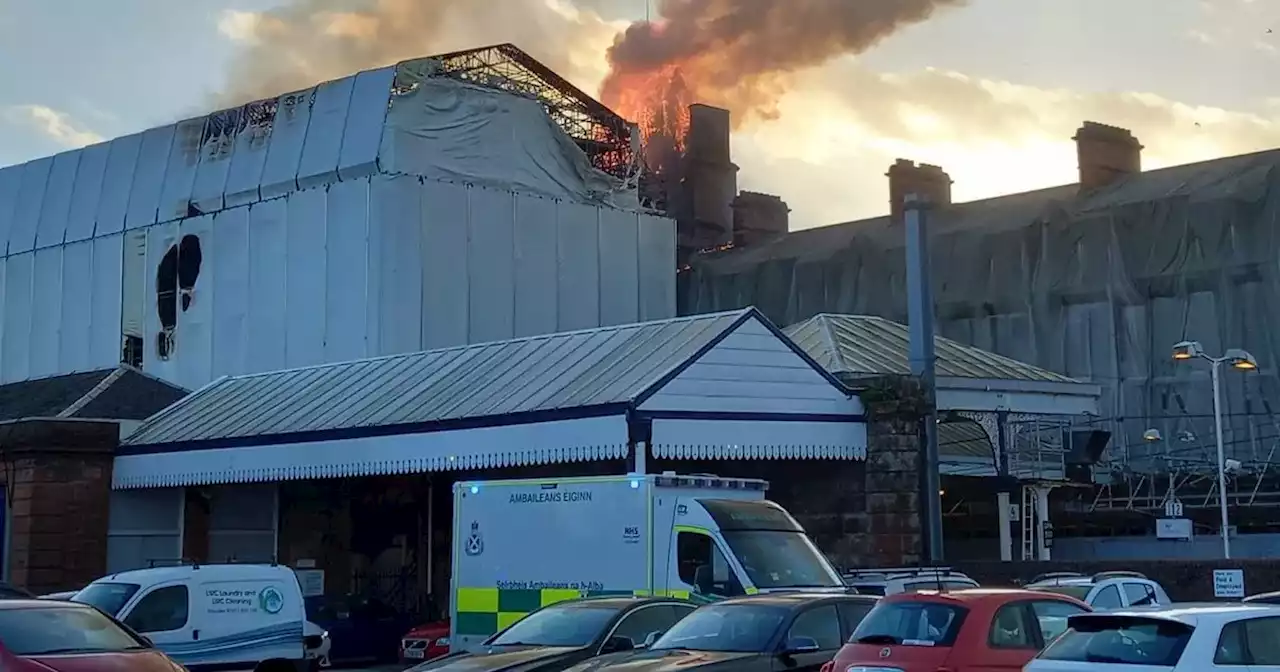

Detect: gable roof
0,366,188,422
784,313,1077,384
123,308,841,449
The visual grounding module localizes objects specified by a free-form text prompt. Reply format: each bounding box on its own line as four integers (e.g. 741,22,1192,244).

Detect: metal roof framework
113,308,866,489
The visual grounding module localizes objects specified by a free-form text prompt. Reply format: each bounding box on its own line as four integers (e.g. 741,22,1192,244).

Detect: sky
0,0,1277,228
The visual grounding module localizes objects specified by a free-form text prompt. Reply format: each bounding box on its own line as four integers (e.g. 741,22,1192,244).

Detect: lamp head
1225,348,1258,371
1142,429,1162,442
1172,341,1204,361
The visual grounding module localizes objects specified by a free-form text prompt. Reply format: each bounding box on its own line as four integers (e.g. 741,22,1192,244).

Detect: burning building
0,44,677,390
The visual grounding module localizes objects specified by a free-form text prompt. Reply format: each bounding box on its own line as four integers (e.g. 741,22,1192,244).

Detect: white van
72,563,307,672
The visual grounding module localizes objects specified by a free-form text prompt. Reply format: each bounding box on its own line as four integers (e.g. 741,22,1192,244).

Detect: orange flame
601,63,693,161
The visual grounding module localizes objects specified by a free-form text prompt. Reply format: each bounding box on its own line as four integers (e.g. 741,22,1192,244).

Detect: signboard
295,569,325,597
1213,569,1245,598
1156,518,1193,540
1164,498,1184,518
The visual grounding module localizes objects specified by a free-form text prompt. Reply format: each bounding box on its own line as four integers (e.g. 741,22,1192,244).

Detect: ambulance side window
124,585,189,633
676,532,743,597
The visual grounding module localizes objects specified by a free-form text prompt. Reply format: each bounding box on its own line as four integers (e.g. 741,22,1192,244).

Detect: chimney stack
678,104,739,262
731,191,790,247
887,159,952,224
1074,121,1142,191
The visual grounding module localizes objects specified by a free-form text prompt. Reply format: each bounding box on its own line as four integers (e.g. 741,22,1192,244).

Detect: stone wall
1,420,117,593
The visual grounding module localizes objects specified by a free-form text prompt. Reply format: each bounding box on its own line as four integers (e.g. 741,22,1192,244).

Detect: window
1031,600,1088,643
651,604,787,653
1040,615,1193,666
850,601,968,647
1215,616,1280,665
988,603,1036,649
851,584,886,596
719,530,842,589
676,531,744,597
122,585,189,633
788,605,842,650
837,601,875,639
1122,582,1158,607
1091,584,1123,609
610,605,691,649
73,583,141,617
0,606,146,655
488,605,618,648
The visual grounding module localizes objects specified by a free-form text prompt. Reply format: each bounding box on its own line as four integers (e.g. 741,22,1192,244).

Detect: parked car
37,591,75,601
1242,590,1280,604
408,596,697,671
1027,602,1280,670
0,598,184,671
827,588,1089,672
401,619,451,665
0,583,34,599
842,567,979,595
566,592,879,672
306,595,416,665
1025,570,1171,609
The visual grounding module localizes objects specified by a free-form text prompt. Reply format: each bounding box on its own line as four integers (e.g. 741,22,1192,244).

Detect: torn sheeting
682,149,1280,473
380,67,636,209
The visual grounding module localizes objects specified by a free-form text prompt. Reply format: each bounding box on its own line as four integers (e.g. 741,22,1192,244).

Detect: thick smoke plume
600,0,966,134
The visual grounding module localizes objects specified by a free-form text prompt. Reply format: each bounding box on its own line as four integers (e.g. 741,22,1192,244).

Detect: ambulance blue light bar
653,472,768,491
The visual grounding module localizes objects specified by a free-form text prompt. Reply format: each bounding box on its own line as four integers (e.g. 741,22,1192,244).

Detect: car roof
718,593,879,608
1078,603,1280,626
884,588,1075,604
0,599,94,610
97,562,291,583
1028,577,1094,587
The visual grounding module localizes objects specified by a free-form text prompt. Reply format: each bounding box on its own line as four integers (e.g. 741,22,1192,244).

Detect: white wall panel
120,230,147,339
261,89,315,200
89,233,124,370
224,103,274,208
247,199,288,373
421,180,469,349
468,187,515,343
284,188,326,368
66,142,109,243
371,175,421,355
0,165,22,254
10,157,52,254
191,110,238,214
211,208,250,378
29,247,63,378
96,134,142,236
338,67,393,181
36,151,79,249
556,201,601,331
157,118,205,224
598,209,640,327
176,214,215,387
58,240,93,373
2,253,32,383
126,125,175,230
324,179,369,361
298,78,354,191
638,214,677,321
0,257,7,380
513,194,558,338
144,221,180,383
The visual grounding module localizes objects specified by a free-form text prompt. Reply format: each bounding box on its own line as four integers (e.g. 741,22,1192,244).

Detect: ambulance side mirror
642,631,663,648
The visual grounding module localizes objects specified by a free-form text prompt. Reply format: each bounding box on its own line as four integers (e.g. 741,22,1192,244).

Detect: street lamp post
1171,340,1258,559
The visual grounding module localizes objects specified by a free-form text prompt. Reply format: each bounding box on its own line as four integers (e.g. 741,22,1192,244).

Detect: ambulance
449,472,846,650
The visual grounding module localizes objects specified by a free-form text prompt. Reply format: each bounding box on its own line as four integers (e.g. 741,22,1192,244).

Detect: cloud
5,105,103,149
217,10,268,44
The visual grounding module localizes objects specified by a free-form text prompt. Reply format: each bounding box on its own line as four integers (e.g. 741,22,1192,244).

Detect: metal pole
1211,359,1231,558
904,194,943,563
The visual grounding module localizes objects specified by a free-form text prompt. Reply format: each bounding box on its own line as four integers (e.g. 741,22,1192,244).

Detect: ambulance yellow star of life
449,471,848,650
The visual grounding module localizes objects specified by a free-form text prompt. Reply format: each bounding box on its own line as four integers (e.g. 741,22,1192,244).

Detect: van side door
670,526,747,600
118,582,193,651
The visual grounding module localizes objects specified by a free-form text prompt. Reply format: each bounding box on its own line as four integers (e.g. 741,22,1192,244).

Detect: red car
400,619,451,665
824,589,1089,672
0,598,183,671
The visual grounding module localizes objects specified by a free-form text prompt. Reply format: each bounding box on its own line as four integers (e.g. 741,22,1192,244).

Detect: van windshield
73,583,141,617
720,530,842,589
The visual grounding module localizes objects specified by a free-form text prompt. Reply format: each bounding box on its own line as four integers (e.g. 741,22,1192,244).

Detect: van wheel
253,659,298,672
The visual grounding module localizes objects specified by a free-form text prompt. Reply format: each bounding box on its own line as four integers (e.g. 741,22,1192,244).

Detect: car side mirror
782,636,820,655
641,631,663,648
602,635,635,654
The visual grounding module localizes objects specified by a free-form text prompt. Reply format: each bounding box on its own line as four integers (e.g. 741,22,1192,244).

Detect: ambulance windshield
699,500,842,589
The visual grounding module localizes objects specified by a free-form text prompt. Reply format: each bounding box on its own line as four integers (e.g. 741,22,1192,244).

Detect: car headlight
435,637,450,647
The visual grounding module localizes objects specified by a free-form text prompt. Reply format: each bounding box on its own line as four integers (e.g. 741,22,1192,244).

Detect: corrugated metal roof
784,313,1078,383
123,309,754,447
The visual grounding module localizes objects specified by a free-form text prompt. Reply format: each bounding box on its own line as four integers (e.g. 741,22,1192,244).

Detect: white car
1027,603,1280,671
841,566,979,595
303,620,332,669
1026,571,1170,609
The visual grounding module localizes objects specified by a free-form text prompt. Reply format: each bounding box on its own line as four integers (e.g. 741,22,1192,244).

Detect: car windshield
0,605,147,655
1038,615,1193,666
1035,585,1092,600
487,605,618,648
851,601,968,646
651,604,787,653
720,531,842,589
72,583,140,617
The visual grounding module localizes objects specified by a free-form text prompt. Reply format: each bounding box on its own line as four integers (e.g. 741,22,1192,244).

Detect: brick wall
1,419,117,593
